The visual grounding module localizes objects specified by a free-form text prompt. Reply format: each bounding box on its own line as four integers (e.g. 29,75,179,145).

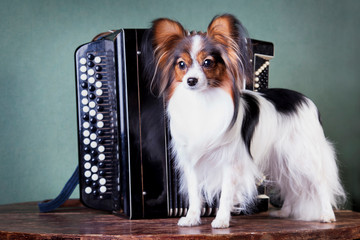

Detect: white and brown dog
142,14,345,228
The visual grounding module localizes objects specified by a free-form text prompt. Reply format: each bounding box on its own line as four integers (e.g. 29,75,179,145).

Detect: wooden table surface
0,200,360,239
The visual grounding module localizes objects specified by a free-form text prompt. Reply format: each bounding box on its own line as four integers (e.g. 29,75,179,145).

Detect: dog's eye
178,61,187,70
203,59,214,68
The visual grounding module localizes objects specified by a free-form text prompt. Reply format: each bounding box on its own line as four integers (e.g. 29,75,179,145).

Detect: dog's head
142,14,252,102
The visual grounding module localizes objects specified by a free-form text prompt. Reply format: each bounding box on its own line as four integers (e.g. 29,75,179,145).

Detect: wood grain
0,200,359,239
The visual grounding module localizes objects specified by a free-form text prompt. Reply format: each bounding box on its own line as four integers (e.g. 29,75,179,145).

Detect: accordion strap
38,166,79,213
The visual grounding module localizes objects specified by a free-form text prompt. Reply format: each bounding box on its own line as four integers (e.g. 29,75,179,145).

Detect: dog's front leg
211,166,234,228
178,166,202,227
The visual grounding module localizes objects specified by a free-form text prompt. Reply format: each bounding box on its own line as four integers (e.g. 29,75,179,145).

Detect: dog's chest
167,87,234,147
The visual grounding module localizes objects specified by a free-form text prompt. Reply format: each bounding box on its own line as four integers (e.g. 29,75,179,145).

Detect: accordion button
92,189,98,196
97,121,104,128
84,154,91,161
95,81,102,88
89,93,96,99
91,150,98,156
81,89,88,97
92,174,99,181
97,130,104,136
83,138,90,145
81,98,89,105
95,65,102,71
96,105,103,111
94,56,101,63
89,101,96,108
80,74,87,80
99,170,105,176
84,146,90,153
95,73,102,80
82,106,89,113
98,138,103,144
99,178,106,185
98,145,105,152
100,186,107,193
85,187,92,194
91,166,98,173
85,178,91,185
83,114,89,121
98,154,105,161
98,162,105,168
90,117,96,124
89,85,95,92
96,89,103,96
87,61,94,67
84,162,91,169
84,170,91,178
90,133,97,140
90,141,97,148
87,54,94,60
83,130,90,137
92,181,98,187
97,113,104,120
79,57,87,65
83,122,90,129
80,66,87,73
96,98,103,104
89,109,96,117
88,69,95,76
90,126,97,132
88,77,95,84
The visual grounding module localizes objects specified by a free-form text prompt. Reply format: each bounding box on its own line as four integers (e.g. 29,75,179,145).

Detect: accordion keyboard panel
75,40,120,211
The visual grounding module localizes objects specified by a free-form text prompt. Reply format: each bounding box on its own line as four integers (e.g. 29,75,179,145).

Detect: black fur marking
260,88,308,115
241,93,260,157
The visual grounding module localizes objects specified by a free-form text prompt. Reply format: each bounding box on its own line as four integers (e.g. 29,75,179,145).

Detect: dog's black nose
187,78,198,87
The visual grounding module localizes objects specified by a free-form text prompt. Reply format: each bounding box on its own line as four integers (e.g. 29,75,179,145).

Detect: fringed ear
142,19,186,96
207,14,252,91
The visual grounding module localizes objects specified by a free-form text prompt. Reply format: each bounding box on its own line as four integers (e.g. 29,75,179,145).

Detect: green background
0,0,359,211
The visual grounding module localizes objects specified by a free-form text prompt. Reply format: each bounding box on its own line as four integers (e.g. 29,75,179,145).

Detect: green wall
0,0,359,211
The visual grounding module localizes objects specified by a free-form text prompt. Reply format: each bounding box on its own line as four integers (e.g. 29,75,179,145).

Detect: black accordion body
75,29,274,219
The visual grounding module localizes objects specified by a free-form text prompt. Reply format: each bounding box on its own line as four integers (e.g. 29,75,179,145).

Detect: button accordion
75,29,274,219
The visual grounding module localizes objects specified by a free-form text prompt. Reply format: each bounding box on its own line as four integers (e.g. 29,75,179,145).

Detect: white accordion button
98,145,105,152
84,170,91,178
80,74,87,80
81,90,88,97
96,89,103,96
84,162,91,169
79,58,87,65
97,113,104,120
85,187,92,194
100,186,107,193
89,101,96,108
80,66,87,73
88,77,95,84
91,166,98,173
94,56,101,63
97,121,104,128
91,174,99,181
81,98,89,105
99,178,106,185
83,122,90,129
84,154,91,161
88,69,95,76
95,81,102,88
98,153,105,161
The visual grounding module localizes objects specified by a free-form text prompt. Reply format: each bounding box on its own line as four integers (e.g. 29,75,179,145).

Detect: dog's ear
207,14,252,90
144,18,186,96
151,18,186,55
207,14,240,46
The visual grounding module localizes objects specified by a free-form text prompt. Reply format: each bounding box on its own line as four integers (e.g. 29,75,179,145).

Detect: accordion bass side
75,29,274,219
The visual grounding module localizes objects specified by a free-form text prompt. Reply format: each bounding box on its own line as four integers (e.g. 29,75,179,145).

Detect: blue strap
38,166,79,212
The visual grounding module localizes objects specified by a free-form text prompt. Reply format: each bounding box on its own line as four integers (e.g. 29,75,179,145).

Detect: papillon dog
142,14,346,228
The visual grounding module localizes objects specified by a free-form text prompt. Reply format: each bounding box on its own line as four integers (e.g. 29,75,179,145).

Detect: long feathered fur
142,14,346,228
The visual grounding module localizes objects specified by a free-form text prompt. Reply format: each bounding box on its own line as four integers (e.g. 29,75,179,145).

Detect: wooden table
0,200,360,239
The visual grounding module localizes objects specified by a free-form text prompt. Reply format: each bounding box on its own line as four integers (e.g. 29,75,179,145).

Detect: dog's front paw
178,216,201,227
320,211,336,223
211,217,230,228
